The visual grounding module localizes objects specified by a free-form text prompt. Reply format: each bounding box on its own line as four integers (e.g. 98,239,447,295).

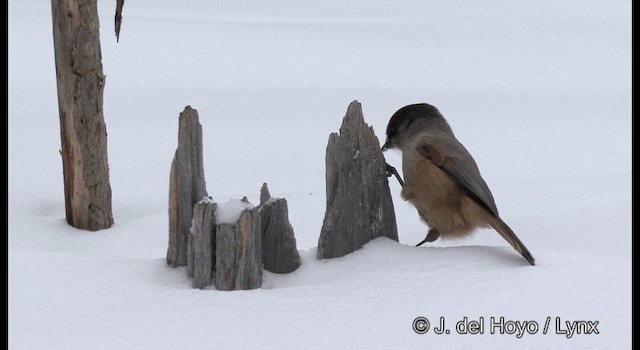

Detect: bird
381,103,535,265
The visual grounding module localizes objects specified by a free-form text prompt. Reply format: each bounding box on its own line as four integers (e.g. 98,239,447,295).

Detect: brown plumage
382,103,535,265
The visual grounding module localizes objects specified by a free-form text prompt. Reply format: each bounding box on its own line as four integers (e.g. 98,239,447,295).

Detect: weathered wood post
188,185,301,289
167,106,208,267
166,108,302,289
215,205,262,291
259,183,301,273
51,0,113,231
317,101,398,259
191,199,217,289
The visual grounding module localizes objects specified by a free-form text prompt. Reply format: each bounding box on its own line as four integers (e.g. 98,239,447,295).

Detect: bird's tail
488,216,535,266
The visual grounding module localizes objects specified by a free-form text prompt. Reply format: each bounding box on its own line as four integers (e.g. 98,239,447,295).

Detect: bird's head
382,103,446,151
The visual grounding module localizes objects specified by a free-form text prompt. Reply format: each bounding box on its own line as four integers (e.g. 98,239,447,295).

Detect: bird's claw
385,162,406,188
385,163,394,178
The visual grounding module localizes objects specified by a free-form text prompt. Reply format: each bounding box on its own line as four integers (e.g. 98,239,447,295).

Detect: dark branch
115,0,125,42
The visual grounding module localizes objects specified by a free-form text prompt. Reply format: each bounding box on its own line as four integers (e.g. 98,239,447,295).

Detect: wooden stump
191,199,217,289
215,208,262,291
51,0,113,231
167,106,208,267
259,183,301,273
317,100,398,259
187,185,302,290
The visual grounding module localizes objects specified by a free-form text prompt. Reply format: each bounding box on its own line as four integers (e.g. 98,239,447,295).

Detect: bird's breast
401,148,466,229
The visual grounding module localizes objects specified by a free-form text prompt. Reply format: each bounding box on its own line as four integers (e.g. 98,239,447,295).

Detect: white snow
214,198,256,224
9,0,630,349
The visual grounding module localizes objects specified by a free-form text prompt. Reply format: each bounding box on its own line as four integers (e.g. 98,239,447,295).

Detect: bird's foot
415,229,440,247
385,163,406,187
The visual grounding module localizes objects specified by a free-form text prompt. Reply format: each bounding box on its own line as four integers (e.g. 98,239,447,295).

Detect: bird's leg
385,162,406,188
416,228,440,247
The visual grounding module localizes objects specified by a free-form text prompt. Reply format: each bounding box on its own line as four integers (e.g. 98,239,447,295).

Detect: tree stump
259,183,301,273
191,199,217,289
215,208,262,291
187,185,301,290
167,106,208,267
51,0,113,231
317,101,398,259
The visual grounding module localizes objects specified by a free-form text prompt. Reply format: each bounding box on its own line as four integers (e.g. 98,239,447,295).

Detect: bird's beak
381,140,391,152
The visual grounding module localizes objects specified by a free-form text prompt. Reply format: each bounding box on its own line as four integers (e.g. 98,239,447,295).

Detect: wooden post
191,200,217,289
259,183,301,273
215,208,262,291
167,106,208,267
317,101,399,259
51,0,114,231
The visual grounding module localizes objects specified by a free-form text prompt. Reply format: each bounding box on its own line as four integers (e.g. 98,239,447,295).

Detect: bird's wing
417,138,500,217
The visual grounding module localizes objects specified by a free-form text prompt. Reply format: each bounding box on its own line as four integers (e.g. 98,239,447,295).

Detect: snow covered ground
9,0,631,348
